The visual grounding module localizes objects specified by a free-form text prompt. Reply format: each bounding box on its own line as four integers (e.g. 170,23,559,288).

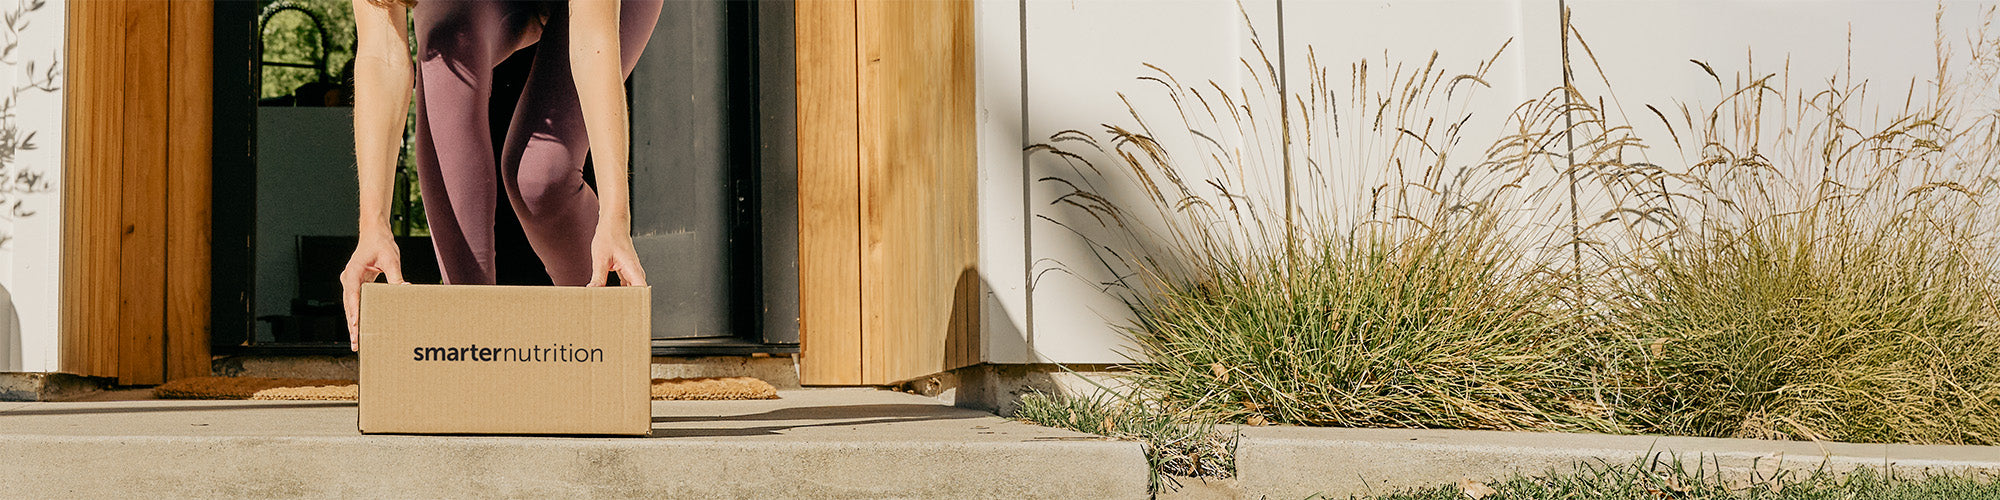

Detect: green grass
1350,458,2000,500
1596,8,2000,444
1009,390,1234,492
1609,207,2000,444
1125,217,1620,433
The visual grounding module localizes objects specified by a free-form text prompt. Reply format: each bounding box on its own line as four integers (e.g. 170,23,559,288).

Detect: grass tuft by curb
1009,390,1235,493
1348,456,2000,500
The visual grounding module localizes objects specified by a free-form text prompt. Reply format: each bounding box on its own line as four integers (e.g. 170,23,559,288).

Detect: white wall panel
1023,0,1274,363
977,0,1032,363
1280,0,1543,236
2,0,66,372
1563,1,1992,253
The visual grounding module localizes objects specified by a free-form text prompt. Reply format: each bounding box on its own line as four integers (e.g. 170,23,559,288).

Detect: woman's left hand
588,228,649,287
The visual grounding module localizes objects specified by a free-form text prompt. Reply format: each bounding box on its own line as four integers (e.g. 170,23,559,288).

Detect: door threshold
651,338,799,357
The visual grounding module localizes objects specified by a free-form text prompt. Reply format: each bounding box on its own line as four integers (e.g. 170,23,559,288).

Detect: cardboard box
357,283,652,435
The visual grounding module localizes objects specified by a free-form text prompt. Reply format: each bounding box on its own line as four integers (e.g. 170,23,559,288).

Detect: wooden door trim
795,0,865,385
796,0,978,386
59,0,125,379
855,0,977,385
59,0,211,383
166,0,215,381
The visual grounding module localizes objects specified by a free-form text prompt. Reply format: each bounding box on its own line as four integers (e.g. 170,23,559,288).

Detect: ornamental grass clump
1028,6,2000,445
1606,13,2000,444
1031,17,1629,432
1131,215,1616,432
1613,209,2000,444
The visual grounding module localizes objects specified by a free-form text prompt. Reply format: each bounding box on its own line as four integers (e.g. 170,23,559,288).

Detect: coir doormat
155,376,780,401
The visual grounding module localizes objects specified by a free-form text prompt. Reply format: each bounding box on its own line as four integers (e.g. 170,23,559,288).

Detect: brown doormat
154,376,780,401
650,377,780,400
154,377,355,400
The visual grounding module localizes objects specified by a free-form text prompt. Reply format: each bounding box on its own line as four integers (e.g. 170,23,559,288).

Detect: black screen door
627,0,798,354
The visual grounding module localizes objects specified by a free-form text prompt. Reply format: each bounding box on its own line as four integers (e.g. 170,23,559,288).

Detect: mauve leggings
412,0,663,285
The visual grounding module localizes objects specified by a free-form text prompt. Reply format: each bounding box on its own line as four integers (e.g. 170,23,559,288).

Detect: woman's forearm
352,0,412,239
569,0,632,231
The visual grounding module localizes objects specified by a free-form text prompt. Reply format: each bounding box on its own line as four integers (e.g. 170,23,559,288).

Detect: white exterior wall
978,0,1991,365
0,0,65,373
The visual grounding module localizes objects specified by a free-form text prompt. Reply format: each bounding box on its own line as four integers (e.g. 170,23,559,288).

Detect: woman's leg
411,0,543,285
498,0,663,286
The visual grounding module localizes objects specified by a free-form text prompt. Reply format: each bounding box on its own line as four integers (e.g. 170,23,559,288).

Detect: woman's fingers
343,279,360,351
616,256,648,286
588,256,612,287
341,240,403,352
381,260,407,285
342,265,379,351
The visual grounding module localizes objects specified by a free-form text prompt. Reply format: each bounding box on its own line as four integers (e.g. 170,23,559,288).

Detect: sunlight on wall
0,0,65,372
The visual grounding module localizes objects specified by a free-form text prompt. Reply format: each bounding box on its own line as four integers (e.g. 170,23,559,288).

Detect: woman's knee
507,161,588,219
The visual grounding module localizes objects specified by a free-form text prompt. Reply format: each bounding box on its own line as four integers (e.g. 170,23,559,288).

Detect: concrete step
0,388,1150,500
1235,425,2000,499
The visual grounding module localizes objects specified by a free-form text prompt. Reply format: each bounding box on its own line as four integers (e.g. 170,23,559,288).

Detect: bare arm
570,0,648,286
343,0,412,349
352,0,411,241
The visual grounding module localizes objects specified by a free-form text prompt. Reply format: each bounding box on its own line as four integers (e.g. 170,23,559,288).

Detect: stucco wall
0,0,65,372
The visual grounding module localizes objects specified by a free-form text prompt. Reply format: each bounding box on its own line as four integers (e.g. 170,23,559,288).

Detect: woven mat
155,376,780,401
649,377,779,400
154,377,356,400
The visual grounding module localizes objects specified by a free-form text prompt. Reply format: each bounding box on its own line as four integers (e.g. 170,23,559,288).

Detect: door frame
795,0,979,385
204,1,805,357
58,0,979,387
59,0,213,384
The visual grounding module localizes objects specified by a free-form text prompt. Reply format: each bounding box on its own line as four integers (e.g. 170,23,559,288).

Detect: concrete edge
0,372,112,402
1233,425,2000,499
0,432,1153,500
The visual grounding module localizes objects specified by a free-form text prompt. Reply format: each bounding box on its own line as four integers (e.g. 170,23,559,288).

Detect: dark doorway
211,1,799,356
627,1,800,353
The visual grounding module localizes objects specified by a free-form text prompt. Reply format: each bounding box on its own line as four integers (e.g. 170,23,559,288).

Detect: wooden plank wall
855,0,978,384
59,0,126,379
114,0,169,384
61,0,212,384
166,0,216,381
796,0,978,385
795,0,865,385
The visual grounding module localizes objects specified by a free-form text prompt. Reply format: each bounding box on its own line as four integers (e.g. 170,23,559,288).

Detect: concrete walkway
11,388,2000,500
1235,425,2000,499
0,388,1150,499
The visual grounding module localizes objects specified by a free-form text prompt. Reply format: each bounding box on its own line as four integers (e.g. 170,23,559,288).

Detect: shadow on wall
1,282,20,371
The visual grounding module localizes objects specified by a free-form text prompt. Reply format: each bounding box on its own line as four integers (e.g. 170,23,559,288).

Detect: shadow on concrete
0,401,355,417
652,403,985,423
648,403,990,439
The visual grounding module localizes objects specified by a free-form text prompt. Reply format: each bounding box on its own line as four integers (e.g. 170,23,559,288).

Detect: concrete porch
0,388,1151,499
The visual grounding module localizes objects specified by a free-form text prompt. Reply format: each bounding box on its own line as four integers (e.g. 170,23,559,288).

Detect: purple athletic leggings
412,0,663,285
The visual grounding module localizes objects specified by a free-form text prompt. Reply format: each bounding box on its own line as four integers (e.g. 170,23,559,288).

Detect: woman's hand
340,234,407,351
569,0,644,288
588,227,648,287
348,0,412,352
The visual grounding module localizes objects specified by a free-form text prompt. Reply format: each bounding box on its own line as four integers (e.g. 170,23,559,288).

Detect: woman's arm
569,0,648,287
352,0,410,238
342,0,413,350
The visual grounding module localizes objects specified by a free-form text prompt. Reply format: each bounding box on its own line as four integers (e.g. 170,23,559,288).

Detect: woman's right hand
340,234,406,352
